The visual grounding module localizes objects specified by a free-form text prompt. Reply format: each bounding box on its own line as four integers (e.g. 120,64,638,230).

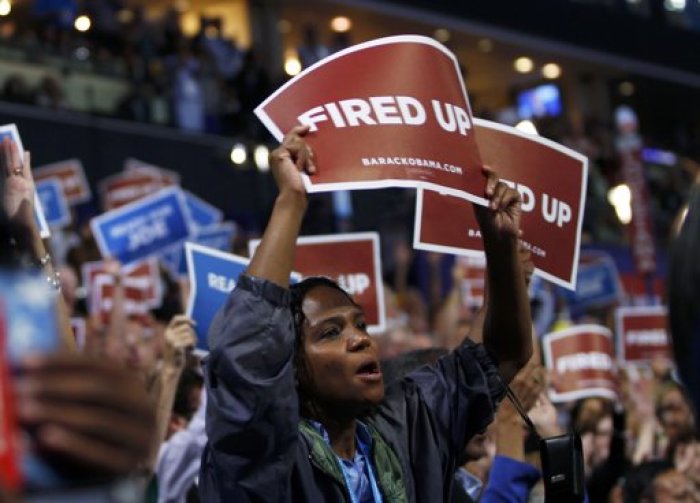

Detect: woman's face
300,285,384,414
658,387,694,445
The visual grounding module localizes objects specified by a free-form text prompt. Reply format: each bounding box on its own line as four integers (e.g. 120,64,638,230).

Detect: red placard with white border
456,255,487,308
249,232,385,333
70,316,87,350
615,305,670,364
413,118,588,290
98,171,174,211
82,258,162,311
124,158,181,186
34,159,91,205
255,35,487,206
543,324,618,402
90,274,153,324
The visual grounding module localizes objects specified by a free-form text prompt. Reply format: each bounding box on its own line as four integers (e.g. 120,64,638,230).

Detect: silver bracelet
39,252,52,267
46,270,61,292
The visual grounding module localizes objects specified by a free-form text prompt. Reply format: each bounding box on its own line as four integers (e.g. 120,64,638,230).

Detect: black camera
540,433,585,502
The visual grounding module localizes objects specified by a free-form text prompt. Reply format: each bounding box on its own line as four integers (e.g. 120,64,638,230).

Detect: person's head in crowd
57,264,78,315
289,276,384,420
168,366,204,439
623,460,695,502
656,379,696,453
104,314,164,373
572,397,614,473
668,181,700,430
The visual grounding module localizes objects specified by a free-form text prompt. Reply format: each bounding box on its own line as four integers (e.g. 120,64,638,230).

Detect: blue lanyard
337,439,383,503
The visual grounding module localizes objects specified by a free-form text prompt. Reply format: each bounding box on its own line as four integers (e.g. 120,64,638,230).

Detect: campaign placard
81,257,162,309
456,255,487,308
183,190,224,229
124,158,181,186
33,159,91,205
0,124,50,239
249,232,386,334
559,253,623,314
413,118,588,290
162,221,237,278
90,187,194,266
35,178,71,229
185,243,249,351
99,170,175,211
615,305,670,364
70,316,86,350
255,35,486,205
543,324,618,402
90,274,153,324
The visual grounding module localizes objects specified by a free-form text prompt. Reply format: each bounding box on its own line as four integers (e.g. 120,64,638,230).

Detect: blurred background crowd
0,0,699,502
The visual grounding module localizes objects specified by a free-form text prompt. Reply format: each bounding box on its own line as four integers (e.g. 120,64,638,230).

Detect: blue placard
185,242,299,351
36,178,71,228
164,222,237,279
559,255,622,314
184,190,223,229
0,124,50,238
185,243,250,351
90,187,194,266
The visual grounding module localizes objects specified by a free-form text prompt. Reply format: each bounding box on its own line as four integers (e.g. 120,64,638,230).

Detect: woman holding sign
199,125,532,502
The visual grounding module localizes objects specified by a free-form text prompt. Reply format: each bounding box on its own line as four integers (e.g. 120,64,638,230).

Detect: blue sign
185,242,250,351
0,124,51,238
90,187,194,266
559,255,622,314
36,178,71,228
184,190,223,229
162,222,237,279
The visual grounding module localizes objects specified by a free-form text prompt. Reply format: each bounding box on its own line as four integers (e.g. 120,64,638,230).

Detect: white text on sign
337,273,370,296
297,97,472,137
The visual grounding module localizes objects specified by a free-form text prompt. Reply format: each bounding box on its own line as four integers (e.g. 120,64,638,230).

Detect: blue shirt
309,421,382,503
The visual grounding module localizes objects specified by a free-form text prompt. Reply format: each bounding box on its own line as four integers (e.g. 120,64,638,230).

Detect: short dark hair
622,460,674,503
289,276,356,419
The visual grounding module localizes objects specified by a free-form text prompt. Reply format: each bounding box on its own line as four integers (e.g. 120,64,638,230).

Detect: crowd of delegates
0,1,353,141
0,119,698,502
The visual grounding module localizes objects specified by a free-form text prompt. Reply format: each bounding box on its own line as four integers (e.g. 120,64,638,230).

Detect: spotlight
230,144,247,165
514,57,534,73
74,15,91,32
254,145,270,172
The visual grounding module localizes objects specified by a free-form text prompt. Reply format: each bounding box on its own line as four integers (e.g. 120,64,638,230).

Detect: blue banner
161,222,237,279
36,178,71,228
90,187,194,266
559,255,622,314
185,243,250,351
184,190,223,229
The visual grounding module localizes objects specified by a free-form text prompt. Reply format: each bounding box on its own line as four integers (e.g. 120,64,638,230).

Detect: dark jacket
199,275,505,502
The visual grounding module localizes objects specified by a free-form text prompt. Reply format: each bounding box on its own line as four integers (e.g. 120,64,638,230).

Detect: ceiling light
254,145,270,172
515,120,538,135
514,57,534,73
434,28,450,43
230,144,247,165
542,63,561,79
284,56,301,76
74,15,91,32
0,0,11,17
330,16,352,33
607,184,632,224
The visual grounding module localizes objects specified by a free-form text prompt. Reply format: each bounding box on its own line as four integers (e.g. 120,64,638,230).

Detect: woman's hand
474,165,522,244
269,124,316,198
1,138,35,233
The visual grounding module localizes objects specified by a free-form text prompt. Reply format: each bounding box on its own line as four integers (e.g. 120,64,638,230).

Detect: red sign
255,36,486,205
615,306,670,364
543,325,617,402
34,159,91,205
249,232,385,333
414,118,588,290
0,307,22,490
457,256,487,308
98,171,174,210
90,275,154,324
82,258,162,315
70,317,86,350
124,158,181,186
616,132,656,274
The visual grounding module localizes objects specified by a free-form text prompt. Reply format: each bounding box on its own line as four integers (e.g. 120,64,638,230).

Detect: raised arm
475,167,532,383
200,126,315,502
247,125,315,285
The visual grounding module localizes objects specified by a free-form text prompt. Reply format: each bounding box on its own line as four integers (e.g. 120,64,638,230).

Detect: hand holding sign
270,124,316,196
1,137,35,235
474,165,522,244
